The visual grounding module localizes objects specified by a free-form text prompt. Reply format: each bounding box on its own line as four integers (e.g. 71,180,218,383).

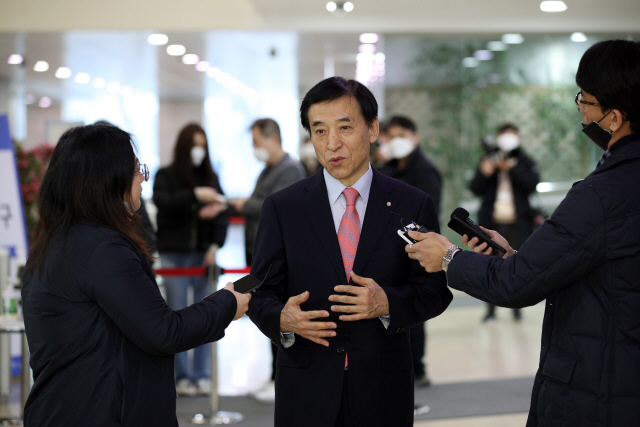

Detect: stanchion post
192,266,243,425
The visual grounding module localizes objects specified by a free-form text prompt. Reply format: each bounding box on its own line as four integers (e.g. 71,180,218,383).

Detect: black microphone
447,207,506,257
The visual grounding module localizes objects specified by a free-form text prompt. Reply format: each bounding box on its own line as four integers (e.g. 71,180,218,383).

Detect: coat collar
589,133,640,176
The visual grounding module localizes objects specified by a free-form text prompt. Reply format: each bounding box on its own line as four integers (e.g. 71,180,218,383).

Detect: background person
406,39,640,427
153,122,229,396
248,77,452,427
228,118,305,402
379,115,442,388
469,123,539,321
21,124,249,427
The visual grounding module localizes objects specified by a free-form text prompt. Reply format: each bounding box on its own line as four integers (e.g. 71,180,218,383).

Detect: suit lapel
352,169,395,276
301,171,348,284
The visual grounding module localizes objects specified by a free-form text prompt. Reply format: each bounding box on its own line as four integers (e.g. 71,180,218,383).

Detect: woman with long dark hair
153,123,229,395
22,124,249,427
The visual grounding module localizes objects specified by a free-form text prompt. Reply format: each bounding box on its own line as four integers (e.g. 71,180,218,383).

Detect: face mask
253,147,270,163
388,137,415,159
191,146,206,166
496,133,520,152
581,111,613,151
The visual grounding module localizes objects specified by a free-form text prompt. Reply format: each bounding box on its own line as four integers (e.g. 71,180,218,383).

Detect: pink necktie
337,188,360,369
337,188,360,281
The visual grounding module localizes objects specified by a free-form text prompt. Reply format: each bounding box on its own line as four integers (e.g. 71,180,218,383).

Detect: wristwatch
441,245,461,272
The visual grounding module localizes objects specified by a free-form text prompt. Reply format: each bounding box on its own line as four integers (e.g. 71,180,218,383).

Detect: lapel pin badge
386,202,391,206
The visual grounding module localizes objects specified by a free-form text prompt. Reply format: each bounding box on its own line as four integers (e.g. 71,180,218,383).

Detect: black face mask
581,111,612,151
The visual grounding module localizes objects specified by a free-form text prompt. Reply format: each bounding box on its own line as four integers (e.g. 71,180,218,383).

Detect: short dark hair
251,118,282,144
300,77,378,132
576,39,640,133
27,124,151,269
497,123,519,134
387,115,417,133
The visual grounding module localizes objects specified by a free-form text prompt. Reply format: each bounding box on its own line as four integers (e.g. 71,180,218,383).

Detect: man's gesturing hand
329,272,389,321
280,291,336,347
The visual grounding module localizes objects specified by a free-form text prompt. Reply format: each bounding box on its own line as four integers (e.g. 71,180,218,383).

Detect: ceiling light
182,54,199,65
359,33,379,44
540,1,567,12
75,73,90,84
474,50,493,61
24,94,35,105
359,44,376,54
148,34,168,45
7,54,23,65
93,78,106,89
196,61,210,72
34,61,49,72
462,57,479,68
571,32,588,42
167,45,186,56
487,41,507,51
357,52,375,63
120,86,133,96
326,2,337,12
55,67,72,79
39,97,52,108
375,53,385,62
344,2,354,12
106,81,120,93
502,34,524,44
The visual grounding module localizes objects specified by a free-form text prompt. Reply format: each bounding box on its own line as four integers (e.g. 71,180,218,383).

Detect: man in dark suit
248,77,452,427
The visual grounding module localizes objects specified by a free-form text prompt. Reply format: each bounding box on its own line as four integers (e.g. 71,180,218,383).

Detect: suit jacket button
336,347,345,354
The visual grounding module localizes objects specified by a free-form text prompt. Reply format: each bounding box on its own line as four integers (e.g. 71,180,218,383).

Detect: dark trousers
410,323,426,377
334,371,354,427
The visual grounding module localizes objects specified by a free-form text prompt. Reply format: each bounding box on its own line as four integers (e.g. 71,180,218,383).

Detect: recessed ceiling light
75,73,90,84
148,34,168,45
167,45,186,56
120,86,133,96
375,53,386,62
55,67,72,79
8,54,23,65
502,34,524,44
39,96,52,108
106,81,120,93
344,2,354,12
182,54,199,65
93,78,106,89
462,57,479,68
540,1,567,12
24,94,35,105
207,67,221,78
487,41,507,51
195,61,210,72
359,33,379,44
326,2,337,12
34,61,49,72
474,50,494,61
571,32,588,42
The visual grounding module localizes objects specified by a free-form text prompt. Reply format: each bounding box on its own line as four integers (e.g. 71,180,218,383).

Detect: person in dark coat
248,77,452,427
21,124,249,427
406,39,640,427
469,123,540,321
379,115,442,387
153,123,229,396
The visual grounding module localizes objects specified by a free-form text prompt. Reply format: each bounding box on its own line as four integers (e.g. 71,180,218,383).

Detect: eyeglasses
575,91,600,112
137,163,149,182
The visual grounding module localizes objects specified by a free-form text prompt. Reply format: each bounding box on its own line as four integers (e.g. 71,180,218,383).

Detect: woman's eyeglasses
137,163,149,182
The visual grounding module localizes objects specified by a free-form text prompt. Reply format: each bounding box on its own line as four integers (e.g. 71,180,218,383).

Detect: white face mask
496,133,520,153
191,146,206,166
388,137,415,159
253,147,270,163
